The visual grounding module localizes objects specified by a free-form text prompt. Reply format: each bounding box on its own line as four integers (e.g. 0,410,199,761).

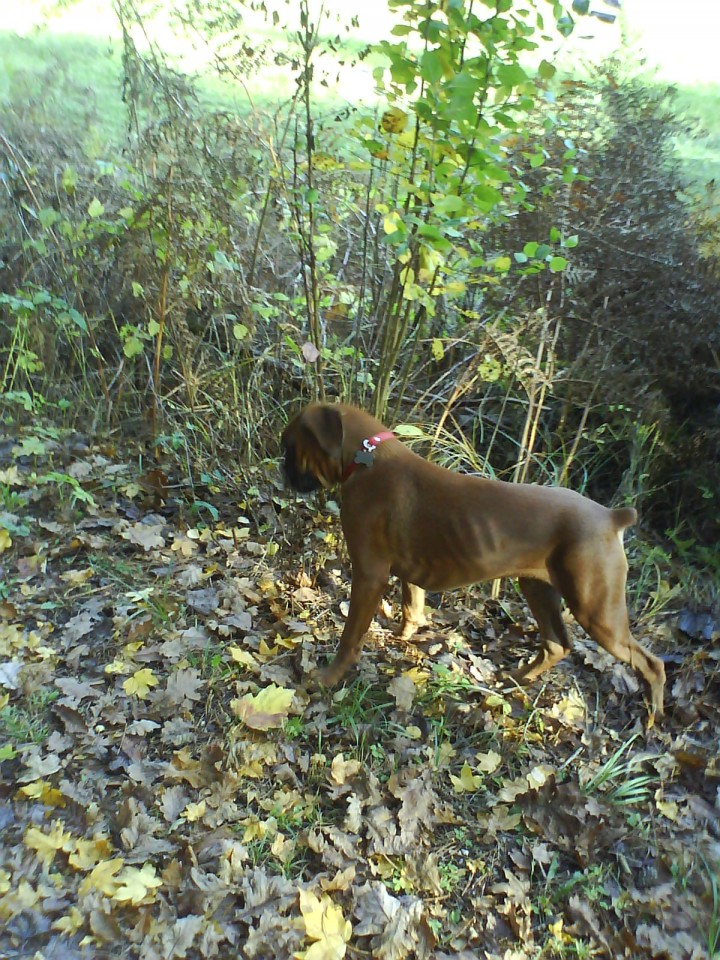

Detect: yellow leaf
383,211,403,235
123,668,160,699
171,536,197,557
380,107,408,134
656,798,679,821
68,836,114,870
113,863,163,906
0,529,11,553
418,248,443,282
232,684,295,730
330,754,362,786
242,818,267,842
104,658,128,675
19,780,66,808
79,858,125,897
526,764,555,789
182,800,206,822
60,567,94,585
24,821,74,867
475,750,502,774
228,646,258,669
298,888,352,958
0,466,22,485
53,906,84,934
450,761,482,794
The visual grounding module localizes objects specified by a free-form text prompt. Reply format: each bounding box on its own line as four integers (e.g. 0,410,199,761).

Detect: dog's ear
301,404,344,463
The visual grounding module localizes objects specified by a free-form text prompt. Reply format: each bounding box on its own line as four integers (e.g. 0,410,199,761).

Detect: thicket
0,0,718,562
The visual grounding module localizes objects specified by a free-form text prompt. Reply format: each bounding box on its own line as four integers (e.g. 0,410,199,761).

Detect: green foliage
0,1,718,562
349,0,576,414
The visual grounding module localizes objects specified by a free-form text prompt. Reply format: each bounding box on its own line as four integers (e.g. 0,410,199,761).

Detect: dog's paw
316,665,343,689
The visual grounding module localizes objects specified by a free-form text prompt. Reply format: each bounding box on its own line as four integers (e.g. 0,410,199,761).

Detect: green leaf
38,208,60,229
493,256,511,273
123,336,144,358
538,59,556,81
557,14,574,38
420,49,448,85
431,338,444,362
394,424,425,439
497,63,528,88
233,323,250,341
433,195,465,216
549,256,568,273
87,198,105,218
61,167,78,194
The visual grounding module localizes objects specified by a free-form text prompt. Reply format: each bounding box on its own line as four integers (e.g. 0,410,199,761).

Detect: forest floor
0,425,718,960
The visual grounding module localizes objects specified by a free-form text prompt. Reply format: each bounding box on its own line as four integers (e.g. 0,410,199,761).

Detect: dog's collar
341,431,395,483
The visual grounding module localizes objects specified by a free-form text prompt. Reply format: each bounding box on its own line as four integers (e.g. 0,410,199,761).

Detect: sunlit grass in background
1,0,718,180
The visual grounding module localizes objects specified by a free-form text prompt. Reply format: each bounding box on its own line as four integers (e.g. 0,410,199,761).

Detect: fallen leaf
124,668,160,699
297,888,352,959
232,684,295,730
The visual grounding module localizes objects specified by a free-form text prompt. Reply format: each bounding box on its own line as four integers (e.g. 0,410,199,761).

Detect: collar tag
341,431,395,482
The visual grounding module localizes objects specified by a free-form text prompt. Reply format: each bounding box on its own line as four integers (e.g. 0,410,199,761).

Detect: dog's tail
611,506,638,530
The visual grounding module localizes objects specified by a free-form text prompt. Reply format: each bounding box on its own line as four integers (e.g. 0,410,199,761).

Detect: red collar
341,431,395,483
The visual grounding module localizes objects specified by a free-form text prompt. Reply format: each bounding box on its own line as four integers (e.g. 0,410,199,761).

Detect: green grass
0,32,126,151
675,84,720,186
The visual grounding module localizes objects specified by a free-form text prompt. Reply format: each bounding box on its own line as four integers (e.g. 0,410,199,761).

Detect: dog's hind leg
399,581,428,641
566,583,665,717
555,543,666,716
512,577,572,683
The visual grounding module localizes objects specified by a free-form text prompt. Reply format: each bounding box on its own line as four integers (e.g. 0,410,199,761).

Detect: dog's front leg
399,581,428,641
318,566,390,687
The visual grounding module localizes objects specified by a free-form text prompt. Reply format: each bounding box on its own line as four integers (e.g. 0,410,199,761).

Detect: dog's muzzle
282,440,321,494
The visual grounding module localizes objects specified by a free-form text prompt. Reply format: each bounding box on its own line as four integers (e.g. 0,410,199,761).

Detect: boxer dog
281,402,665,717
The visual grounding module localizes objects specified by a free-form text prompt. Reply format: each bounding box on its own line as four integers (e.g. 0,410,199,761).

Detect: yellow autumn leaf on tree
232,684,295,730
296,888,352,960
112,863,163,906
382,211,403,235
380,106,408,134
24,821,74,867
123,668,160,698
0,529,11,553
450,761,483,794
79,858,125,897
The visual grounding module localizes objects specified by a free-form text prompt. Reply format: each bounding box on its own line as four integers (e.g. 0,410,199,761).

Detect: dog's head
281,403,345,493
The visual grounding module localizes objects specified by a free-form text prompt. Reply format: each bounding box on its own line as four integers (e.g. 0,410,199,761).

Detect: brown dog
282,402,666,716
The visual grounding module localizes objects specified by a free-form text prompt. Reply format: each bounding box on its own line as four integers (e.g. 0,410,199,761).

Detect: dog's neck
341,431,395,483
